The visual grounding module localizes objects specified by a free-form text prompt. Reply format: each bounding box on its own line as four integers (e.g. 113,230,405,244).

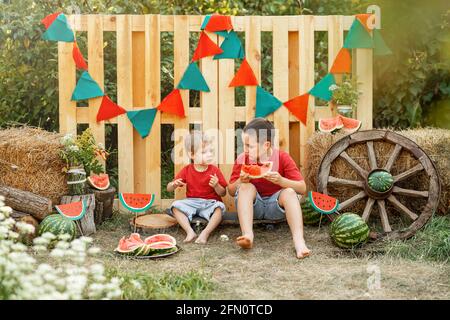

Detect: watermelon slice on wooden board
55,200,87,221
241,161,273,179
318,115,361,134
119,193,155,213
308,191,339,214
87,173,110,190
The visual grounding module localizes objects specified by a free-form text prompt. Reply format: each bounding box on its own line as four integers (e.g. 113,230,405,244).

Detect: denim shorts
169,198,226,222
234,187,286,220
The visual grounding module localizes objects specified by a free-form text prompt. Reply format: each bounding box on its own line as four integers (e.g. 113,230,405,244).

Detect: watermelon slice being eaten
308,191,339,215
87,173,110,190
55,200,87,221
241,161,273,179
119,193,155,213
319,115,361,134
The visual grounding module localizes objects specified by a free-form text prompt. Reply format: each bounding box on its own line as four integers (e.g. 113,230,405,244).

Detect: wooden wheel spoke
328,176,364,188
366,141,377,170
393,163,424,183
377,200,392,232
392,186,428,198
338,191,366,211
362,198,375,222
339,151,369,178
387,195,419,220
384,144,402,171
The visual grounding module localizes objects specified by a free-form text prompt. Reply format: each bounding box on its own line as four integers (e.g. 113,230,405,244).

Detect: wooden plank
298,15,315,173
273,17,289,152
288,31,300,167
327,15,343,114
173,15,190,200
144,14,162,208
87,15,105,162
116,15,134,195
245,16,261,123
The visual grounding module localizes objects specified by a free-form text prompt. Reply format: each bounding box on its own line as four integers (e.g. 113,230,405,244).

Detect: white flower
68,145,79,152
329,84,339,91
41,232,56,240
15,222,35,235
87,247,101,255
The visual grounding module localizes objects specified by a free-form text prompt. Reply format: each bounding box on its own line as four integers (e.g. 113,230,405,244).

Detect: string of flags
40,12,392,138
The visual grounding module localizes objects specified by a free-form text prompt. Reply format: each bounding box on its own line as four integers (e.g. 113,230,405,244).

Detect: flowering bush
330,77,360,108
0,195,122,300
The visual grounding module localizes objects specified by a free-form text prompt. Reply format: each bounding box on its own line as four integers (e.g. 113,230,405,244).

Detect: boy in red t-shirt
167,131,228,244
228,118,311,258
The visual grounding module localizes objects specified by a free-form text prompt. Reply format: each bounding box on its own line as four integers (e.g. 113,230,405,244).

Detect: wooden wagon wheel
317,130,440,240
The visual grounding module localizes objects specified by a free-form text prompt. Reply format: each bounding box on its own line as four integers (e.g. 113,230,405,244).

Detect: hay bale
305,128,450,215
0,126,68,204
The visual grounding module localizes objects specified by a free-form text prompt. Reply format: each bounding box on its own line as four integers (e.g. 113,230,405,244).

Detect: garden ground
90,212,450,300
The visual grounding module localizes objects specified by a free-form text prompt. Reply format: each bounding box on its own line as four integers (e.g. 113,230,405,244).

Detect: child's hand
264,171,283,185
209,174,219,188
239,171,251,184
171,178,186,189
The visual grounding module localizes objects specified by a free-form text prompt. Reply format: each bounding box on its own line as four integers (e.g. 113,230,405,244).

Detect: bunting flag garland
71,71,104,101
308,73,336,101
176,62,210,92
41,12,62,29
283,93,309,125
42,14,75,43
229,58,258,87
72,42,88,70
200,14,213,30
204,15,233,32
330,48,351,74
157,89,186,117
97,95,127,122
255,86,283,118
355,13,374,33
343,19,373,49
127,108,158,139
215,31,230,38
213,30,245,60
373,29,393,56
192,31,224,61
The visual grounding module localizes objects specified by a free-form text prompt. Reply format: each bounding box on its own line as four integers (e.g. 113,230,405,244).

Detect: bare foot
294,239,311,259
195,231,210,244
183,232,197,243
236,234,253,249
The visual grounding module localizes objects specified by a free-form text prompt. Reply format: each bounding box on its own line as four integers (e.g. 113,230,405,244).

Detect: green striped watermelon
38,214,77,241
119,193,155,213
330,213,369,249
301,197,326,225
368,170,394,192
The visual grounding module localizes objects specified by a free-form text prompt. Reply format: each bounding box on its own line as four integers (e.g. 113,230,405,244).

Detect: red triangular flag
192,31,223,61
330,48,351,74
283,93,309,125
73,42,88,70
41,12,62,29
157,89,186,118
97,95,127,122
356,13,374,33
204,15,233,32
229,58,258,87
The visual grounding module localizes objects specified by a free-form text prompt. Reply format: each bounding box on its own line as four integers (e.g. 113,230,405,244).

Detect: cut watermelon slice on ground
318,115,361,134
119,193,155,213
144,234,177,246
87,173,110,190
308,191,339,214
241,161,273,179
115,234,144,254
55,200,87,221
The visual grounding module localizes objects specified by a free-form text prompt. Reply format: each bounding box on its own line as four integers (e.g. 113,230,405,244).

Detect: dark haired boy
228,118,310,258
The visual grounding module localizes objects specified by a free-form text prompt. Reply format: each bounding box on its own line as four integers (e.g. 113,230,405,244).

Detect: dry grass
0,126,68,203
92,212,450,300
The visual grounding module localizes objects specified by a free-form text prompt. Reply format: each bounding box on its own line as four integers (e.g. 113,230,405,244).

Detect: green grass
383,215,450,263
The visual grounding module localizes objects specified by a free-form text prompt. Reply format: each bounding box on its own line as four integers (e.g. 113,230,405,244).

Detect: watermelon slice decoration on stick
119,193,155,213
308,191,339,215
318,115,361,134
241,161,273,179
87,173,110,190
55,200,87,221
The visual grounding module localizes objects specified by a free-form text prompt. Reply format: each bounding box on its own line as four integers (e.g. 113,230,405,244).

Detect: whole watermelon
368,170,394,192
330,213,369,249
38,214,77,241
301,197,325,225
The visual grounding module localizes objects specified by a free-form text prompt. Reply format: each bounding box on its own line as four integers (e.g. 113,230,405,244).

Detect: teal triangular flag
71,71,104,101
215,31,230,38
373,29,392,55
255,86,283,118
343,19,373,49
213,31,245,60
201,15,212,30
177,62,210,92
42,14,75,43
127,108,158,138
308,73,336,101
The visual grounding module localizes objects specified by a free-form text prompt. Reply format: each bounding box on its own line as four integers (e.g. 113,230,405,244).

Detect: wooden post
245,16,261,123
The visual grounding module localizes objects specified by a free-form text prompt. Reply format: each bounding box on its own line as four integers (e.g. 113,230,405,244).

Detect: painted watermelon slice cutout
119,193,155,213
308,191,339,214
241,161,273,179
318,115,361,133
55,200,87,221
87,173,110,190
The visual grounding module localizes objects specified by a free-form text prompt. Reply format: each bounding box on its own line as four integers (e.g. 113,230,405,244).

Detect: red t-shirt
175,164,228,201
229,149,304,197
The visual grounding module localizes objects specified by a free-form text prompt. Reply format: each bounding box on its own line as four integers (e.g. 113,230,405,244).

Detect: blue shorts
234,187,287,220
169,198,226,222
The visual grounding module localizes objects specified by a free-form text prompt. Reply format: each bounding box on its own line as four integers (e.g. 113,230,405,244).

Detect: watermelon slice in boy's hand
241,161,273,179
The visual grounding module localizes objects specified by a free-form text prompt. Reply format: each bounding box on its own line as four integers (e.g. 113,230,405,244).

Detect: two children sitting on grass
167,118,311,259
